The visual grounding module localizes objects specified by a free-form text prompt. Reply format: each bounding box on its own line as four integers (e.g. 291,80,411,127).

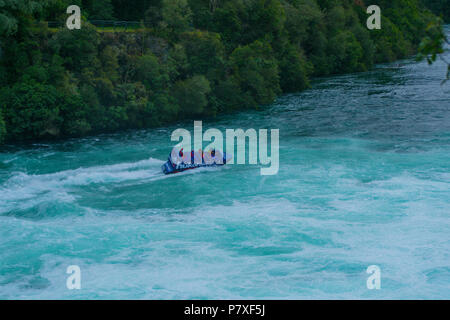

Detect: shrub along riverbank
0,0,443,144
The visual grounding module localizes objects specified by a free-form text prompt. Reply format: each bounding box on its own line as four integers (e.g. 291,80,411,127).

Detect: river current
0,28,449,299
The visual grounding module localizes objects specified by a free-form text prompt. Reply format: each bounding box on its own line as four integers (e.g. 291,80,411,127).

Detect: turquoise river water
1,29,449,299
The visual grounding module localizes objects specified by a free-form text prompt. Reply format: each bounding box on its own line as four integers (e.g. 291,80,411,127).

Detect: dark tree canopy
0,0,442,143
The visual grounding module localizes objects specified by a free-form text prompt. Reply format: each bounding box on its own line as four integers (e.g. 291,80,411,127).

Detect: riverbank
0,0,438,144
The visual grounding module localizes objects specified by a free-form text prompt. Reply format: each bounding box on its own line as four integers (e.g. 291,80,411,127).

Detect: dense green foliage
421,0,450,22
0,0,438,143
417,16,449,82
0,108,5,143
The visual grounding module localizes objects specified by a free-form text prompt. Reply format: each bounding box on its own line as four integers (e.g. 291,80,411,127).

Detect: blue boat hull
161,153,229,174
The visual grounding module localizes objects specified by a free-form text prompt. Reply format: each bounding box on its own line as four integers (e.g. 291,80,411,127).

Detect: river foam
1,35,449,298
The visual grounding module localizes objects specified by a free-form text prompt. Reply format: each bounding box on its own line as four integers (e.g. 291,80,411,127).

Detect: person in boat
170,147,183,167
173,148,202,165
170,147,187,166
214,149,224,164
205,148,223,164
171,147,226,166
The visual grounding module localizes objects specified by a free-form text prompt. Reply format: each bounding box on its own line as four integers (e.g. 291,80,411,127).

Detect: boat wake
0,158,166,215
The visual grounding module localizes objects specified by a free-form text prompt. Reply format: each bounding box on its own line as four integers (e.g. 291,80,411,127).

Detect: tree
49,23,100,73
173,75,211,115
0,0,46,37
278,44,311,92
2,82,62,140
88,0,115,20
135,53,170,92
421,0,450,22
160,0,193,37
211,0,285,50
327,31,364,73
0,0,441,145
0,108,6,143
59,93,92,136
187,0,214,29
180,30,225,81
229,40,280,108
417,17,449,83
110,0,157,20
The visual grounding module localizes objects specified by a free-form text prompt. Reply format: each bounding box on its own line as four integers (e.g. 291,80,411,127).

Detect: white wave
0,158,165,212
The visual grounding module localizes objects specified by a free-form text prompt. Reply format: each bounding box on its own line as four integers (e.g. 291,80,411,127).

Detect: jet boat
161,149,230,174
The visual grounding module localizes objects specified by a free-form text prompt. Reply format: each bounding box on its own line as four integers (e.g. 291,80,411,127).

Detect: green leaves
0,0,46,36
417,17,449,83
180,30,225,80
278,44,311,92
160,0,193,37
0,108,6,143
173,75,211,115
417,17,445,64
229,40,280,107
135,53,169,92
0,12,18,36
1,82,62,140
49,23,100,72
0,0,443,144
